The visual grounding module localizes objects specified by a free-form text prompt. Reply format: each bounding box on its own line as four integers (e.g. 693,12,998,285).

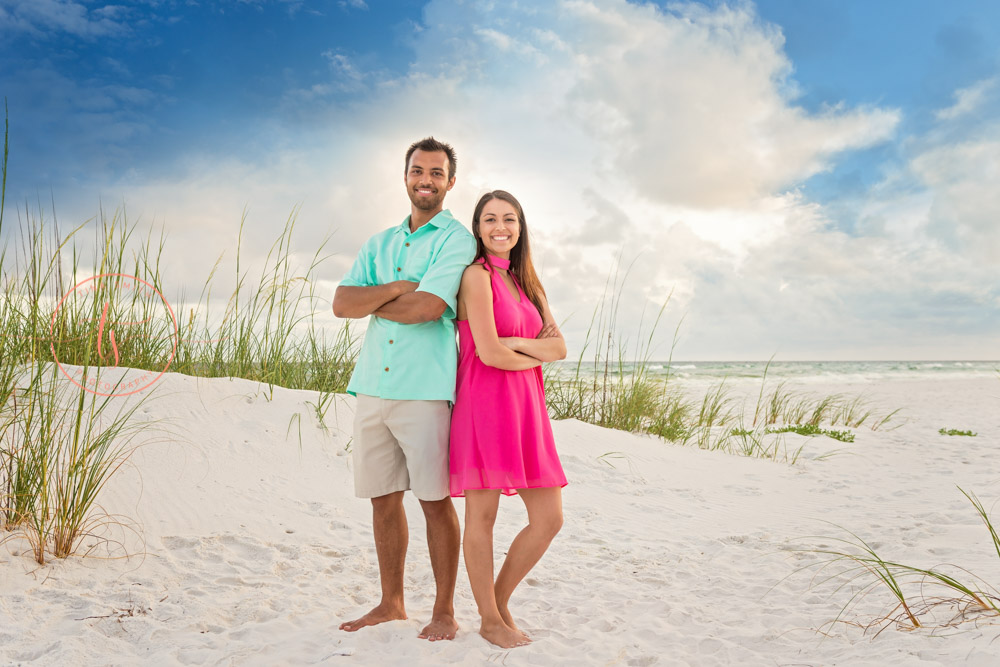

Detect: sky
1,0,998,361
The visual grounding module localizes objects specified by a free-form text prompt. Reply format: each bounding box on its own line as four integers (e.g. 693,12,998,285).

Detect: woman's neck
485,253,511,271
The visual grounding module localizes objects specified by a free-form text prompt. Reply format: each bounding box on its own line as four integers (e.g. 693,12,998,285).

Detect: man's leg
417,497,461,640
340,491,409,631
387,398,460,640
341,394,411,632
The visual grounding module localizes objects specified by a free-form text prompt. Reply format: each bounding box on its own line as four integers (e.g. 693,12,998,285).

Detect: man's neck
409,206,444,233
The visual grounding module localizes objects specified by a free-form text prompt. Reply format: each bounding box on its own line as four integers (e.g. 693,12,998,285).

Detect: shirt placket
380,227,411,392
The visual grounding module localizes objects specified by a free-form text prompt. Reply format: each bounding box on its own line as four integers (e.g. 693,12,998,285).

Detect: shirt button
405,242,410,247
396,267,402,272
384,367,390,372
388,339,394,344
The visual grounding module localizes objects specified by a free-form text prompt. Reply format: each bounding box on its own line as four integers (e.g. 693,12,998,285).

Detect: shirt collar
398,209,455,234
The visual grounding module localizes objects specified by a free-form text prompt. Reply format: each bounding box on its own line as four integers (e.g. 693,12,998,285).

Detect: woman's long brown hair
471,190,547,318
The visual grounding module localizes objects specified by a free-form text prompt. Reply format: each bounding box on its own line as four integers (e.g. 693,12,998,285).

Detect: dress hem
450,481,568,498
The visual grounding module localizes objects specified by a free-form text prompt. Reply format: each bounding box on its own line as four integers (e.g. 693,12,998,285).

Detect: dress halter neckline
483,254,510,270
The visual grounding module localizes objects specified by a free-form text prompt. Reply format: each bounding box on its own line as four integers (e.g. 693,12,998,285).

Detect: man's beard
408,188,446,211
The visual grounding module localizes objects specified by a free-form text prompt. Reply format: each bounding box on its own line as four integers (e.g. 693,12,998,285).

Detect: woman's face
478,198,520,259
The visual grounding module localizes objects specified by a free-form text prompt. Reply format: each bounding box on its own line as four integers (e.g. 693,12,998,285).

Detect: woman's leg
463,489,530,647
494,487,563,633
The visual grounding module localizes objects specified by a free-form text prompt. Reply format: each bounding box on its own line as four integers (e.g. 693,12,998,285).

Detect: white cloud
0,0,130,38
558,1,900,209
909,134,1000,261
935,78,997,121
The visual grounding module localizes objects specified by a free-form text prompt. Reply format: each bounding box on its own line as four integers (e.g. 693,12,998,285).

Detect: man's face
405,149,455,212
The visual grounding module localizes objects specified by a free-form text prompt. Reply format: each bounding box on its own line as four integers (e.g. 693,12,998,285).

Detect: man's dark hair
404,137,457,180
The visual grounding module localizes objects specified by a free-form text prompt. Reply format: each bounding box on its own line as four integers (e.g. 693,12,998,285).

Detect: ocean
546,360,1000,385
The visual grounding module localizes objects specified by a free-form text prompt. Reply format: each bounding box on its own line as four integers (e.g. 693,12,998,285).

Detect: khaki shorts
352,394,451,501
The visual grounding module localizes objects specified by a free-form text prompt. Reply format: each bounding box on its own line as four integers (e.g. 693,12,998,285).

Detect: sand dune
2,373,999,665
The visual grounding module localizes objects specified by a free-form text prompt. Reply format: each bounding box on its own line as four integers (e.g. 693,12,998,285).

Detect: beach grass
939,428,977,437
806,488,1000,634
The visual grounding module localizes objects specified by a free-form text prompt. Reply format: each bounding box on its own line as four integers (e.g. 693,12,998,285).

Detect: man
333,137,476,641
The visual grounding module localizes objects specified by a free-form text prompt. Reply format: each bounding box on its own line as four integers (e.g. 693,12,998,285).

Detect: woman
449,190,568,649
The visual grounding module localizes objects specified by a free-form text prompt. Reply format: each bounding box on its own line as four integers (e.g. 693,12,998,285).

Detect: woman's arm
461,266,543,371
498,294,567,362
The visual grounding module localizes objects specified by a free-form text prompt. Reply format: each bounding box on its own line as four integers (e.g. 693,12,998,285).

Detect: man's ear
447,176,456,191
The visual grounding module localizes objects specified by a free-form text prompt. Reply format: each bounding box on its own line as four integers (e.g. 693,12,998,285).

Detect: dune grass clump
0,115,151,561
732,423,855,443
767,424,855,443
804,488,1000,634
939,428,977,437
542,273,895,464
2,364,148,563
543,261,679,434
170,210,358,395
750,363,901,432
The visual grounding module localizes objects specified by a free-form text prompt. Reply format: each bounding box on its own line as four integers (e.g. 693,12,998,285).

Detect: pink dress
449,255,567,497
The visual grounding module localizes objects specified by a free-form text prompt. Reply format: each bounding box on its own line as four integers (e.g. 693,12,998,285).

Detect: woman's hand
536,323,560,339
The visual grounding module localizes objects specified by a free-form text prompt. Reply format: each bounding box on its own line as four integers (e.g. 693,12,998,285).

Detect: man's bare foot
479,619,531,649
339,603,407,632
496,603,527,638
417,614,459,641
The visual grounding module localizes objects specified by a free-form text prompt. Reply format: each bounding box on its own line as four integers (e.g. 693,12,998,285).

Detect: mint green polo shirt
340,209,476,401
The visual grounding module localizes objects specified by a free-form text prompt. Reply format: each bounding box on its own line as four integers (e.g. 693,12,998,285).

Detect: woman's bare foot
479,619,531,648
496,602,528,638
339,602,407,632
497,604,531,640
418,614,459,641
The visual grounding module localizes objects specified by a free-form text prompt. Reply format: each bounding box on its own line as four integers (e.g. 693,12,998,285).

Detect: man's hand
373,289,447,324
392,280,420,295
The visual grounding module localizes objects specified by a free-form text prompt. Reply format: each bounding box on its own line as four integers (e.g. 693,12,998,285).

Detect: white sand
2,371,999,665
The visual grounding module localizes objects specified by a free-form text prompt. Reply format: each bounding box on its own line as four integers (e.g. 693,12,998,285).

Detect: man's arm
333,281,418,319
372,291,447,324
373,228,475,324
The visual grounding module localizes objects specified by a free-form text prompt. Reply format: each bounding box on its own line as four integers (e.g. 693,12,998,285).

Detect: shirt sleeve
417,230,477,320
339,237,376,287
